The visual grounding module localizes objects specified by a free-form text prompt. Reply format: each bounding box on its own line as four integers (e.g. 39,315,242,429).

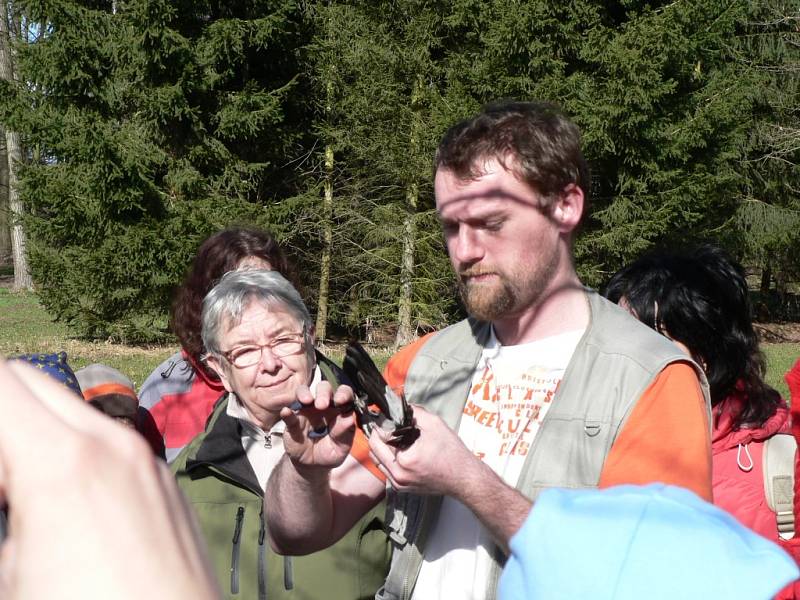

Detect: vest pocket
231,505,245,594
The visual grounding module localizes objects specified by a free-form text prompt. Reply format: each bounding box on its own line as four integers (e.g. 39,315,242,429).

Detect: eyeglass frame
219,325,308,369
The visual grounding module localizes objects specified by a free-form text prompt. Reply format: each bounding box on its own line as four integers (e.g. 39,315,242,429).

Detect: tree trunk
756,259,773,321
0,125,11,266
394,75,424,349
315,53,335,343
0,4,32,290
760,262,772,296
6,130,31,290
315,142,333,343
394,182,417,348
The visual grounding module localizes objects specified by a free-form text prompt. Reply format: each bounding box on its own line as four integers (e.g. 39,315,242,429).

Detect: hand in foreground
0,361,220,600
368,405,479,496
280,381,357,471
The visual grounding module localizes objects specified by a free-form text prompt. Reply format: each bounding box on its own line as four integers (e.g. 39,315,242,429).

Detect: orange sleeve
598,362,712,501
383,333,435,396
350,427,384,481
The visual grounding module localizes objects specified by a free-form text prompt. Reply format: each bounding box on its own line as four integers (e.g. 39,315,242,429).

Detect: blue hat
8,352,84,399
499,484,799,600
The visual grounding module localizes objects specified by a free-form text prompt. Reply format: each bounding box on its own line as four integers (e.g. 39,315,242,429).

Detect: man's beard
458,274,515,321
457,253,559,322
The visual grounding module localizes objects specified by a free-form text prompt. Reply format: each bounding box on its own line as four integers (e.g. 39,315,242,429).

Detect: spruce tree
291,0,460,345
441,0,760,285
1,0,302,340
729,0,799,313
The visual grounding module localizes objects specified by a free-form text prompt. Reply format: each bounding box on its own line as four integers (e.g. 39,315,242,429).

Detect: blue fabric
9,352,84,399
499,484,799,600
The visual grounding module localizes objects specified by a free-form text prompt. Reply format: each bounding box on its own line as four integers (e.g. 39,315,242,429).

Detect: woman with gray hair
172,269,390,600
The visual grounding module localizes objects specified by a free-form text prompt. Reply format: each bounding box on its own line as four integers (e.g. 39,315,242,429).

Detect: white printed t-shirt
410,327,584,600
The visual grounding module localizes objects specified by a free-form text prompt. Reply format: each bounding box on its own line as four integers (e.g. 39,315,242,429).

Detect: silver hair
201,269,313,359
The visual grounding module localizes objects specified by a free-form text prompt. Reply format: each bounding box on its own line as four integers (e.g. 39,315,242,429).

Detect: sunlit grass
764,343,800,401
0,289,174,388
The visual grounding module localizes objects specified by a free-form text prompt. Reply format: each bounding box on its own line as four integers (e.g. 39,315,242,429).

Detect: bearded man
266,100,713,600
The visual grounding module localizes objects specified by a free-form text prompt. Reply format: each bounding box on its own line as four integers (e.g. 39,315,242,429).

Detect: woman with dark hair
139,227,292,462
604,245,791,546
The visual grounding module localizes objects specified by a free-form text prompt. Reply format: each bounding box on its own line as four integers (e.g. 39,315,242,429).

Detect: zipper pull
231,506,244,595
232,506,244,544
259,507,266,545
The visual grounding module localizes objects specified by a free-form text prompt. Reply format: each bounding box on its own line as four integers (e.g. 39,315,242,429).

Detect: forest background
0,0,798,356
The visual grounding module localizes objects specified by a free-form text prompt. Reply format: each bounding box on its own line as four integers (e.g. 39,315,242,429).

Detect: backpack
765,433,797,540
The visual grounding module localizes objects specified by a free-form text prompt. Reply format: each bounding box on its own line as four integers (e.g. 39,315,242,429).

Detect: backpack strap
764,433,797,540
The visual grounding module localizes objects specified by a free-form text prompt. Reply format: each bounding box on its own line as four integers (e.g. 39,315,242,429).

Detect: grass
0,288,175,389
764,343,800,400
0,288,797,399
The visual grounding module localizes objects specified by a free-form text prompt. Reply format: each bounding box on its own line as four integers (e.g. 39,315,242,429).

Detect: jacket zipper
258,507,267,600
231,506,244,594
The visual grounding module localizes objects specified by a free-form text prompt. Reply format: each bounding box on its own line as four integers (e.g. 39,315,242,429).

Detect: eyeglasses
222,330,306,369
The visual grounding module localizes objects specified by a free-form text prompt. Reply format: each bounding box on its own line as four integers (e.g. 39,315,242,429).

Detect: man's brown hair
434,100,590,210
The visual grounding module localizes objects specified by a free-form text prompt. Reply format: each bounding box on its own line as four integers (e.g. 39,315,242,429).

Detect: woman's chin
255,391,295,413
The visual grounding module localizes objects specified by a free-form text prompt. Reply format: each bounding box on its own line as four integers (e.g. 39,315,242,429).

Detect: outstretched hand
0,360,220,600
280,381,358,472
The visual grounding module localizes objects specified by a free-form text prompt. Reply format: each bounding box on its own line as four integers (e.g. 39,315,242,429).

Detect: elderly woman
172,270,389,600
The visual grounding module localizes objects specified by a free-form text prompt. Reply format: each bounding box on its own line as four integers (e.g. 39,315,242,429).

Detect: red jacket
777,361,800,599
712,386,791,540
138,350,226,462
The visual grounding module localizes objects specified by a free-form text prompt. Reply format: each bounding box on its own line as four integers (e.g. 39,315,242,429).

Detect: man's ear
551,183,584,234
206,355,233,393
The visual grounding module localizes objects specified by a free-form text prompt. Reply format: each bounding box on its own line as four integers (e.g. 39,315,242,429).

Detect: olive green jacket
173,354,390,600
